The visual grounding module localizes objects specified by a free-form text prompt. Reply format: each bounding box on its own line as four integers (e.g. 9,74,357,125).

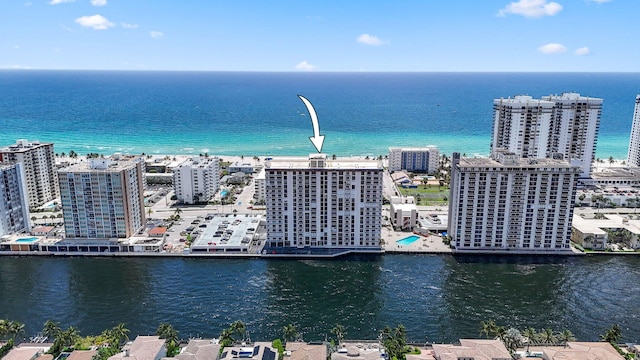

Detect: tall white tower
627,95,640,167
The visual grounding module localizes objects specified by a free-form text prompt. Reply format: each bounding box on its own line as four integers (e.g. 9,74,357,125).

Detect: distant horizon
2,69,640,74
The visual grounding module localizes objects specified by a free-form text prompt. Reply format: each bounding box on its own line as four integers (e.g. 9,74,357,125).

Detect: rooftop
266,155,381,170
59,156,142,172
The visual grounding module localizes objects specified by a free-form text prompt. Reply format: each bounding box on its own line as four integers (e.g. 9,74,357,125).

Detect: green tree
522,327,537,352
479,320,498,338
539,328,556,345
379,325,407,360
156,323,179,345
331,325,346,345
502,328,522,354
558,329,575,348
600,324,622,344
219,328,234,347
43,320,62,340
109,323,130,346
282,324,299,343
230,320,246,341
609,156,615,167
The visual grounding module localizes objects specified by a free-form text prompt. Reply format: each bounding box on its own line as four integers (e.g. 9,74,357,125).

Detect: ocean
0,71,637,159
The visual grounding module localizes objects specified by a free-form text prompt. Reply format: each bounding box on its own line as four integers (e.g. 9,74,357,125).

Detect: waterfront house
169,339,220,360
109,336,166,360
284,342,327,360
432,339,511,360
219,342,277,360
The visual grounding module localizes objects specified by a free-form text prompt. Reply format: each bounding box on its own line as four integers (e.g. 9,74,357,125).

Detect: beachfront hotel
0,163,31,236
173,156,220,204
58,155,146,239
492,93,602,178
388,146,439,173
0,139,58,208
263,154,383,254
627,95,640,167
448,150,579,252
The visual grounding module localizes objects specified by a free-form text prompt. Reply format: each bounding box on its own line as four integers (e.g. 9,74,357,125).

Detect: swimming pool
16,237,38,243
396,235,420,246
220,190,228,197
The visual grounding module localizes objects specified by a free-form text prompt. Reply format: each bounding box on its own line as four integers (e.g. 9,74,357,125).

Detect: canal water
0,255,637,342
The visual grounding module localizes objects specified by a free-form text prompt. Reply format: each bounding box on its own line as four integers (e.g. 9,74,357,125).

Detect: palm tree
110,323,130,346
331,325,346,345
147,207,153,218
282,324,299,343
600,324,622,344
8,321,25,340
557,329,575,348
522,327,537,352
219,328,234,347
502,328,522,354
43,320,62,340
539,328,556,345
230,320,246,341
609,156,615,168
69,150,77,159
0,319,8,339
479,320,499,339
156,323,179,345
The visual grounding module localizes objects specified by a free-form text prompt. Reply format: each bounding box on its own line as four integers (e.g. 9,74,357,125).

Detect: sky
1,0,637,72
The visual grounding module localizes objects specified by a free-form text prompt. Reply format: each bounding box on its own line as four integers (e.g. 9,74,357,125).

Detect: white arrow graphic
298,95,325,153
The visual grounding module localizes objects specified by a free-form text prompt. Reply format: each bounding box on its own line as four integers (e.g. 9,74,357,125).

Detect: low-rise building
229,161,255,174
219,342,277,360
332,342,385,360
285,342,327,360
572,213,640,250
389,196,417,231
109,336,166,360
541,342,624,360
170,339,220,360
432,339,511,360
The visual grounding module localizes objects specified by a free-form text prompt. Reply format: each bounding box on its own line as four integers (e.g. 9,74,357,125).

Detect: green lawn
397,185,449,205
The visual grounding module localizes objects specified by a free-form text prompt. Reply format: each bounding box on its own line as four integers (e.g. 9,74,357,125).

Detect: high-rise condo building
173,156,220,204
388,146,440,173
492,93,602,177
627,95,640,167
58,156,146,239
0,139,58,208
264,154,383,254
0,163,31,236
448,150,579,253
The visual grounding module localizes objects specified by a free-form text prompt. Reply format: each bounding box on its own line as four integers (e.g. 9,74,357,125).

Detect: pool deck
381,226,452,254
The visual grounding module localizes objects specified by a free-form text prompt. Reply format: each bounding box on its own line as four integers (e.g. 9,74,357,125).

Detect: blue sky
1,0,637,71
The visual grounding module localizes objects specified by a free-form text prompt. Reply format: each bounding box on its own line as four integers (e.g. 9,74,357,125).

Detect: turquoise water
0,71,637,159
16,237,38,243
396,235,421,246
220,190,228,198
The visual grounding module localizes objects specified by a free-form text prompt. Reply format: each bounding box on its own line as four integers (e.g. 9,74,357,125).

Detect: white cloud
497,0,562,18
121,22,139,29
75,14,114,30
49,0,74,4
150,31,163,38
537,43,567,54
295,61,316,71
357,34,385,46
91,0,107,6
575,46,590,55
